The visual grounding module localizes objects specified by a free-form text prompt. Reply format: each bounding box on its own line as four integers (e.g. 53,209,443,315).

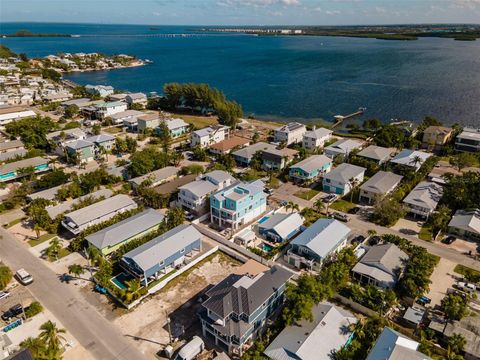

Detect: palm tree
314,199,326,215
39,321,67,354
67,264,85,278
447,333,466,355
45,238,61,260
367,229,377,238
348,177,360,203
123,279,142,303
411,155,423,169
286,201,299,213
33,223,41,239
20,337,46,359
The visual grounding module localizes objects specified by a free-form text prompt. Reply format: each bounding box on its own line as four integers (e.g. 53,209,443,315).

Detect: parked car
185,213,196,222
332,212,349,222
350,235,365,245
455,281,476,294
280,200,288,207
322,194,338,203
174,336,204,360
348,206,361,214
1,304,23,321
0,292,10,301
368,236,381,246
442,236,457,244
15,269,33,285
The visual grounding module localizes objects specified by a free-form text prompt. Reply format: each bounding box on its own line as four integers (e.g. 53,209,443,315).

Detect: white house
94,101,128,119
390,149,432,171
85,85,114,97
324,138,364,161
125,93,148,107
191,125,229,148
403,181,443,218
0,106,36,126
273,122,307,145
302,127,333,150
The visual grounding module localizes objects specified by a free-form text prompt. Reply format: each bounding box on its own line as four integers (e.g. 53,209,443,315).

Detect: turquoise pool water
262,244,274,253
111,272,134,290
258,216,270,224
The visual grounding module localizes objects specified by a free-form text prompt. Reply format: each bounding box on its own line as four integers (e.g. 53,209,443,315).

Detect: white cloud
216,0,300,8
325,9,341,15
450,0,480,9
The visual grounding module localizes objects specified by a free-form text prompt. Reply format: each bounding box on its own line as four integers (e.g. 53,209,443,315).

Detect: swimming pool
110,272,134,290
262,243,274,253
258,216,270,224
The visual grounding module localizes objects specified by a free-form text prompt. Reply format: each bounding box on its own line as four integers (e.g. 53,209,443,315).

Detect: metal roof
47,189,114,219
0,139,23,151
63,194,136,227
360,171,403,195
289,155,332,173
325,138,363,154
122,224,201,272
275,122,306,133
290,218,350,259
259,212,304,240
129,166,178,187
357,145,395,162
0,157,48,175
448,209,480,235
366,327,431,360
86,208,164,250
0,149,27,162
264,303,357,360
179,179,218,198
390,149,432,170
85,134,115,144
303,127,333,140
65,139,94,150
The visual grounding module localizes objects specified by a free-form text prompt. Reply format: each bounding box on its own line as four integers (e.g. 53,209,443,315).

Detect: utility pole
165,309,172,344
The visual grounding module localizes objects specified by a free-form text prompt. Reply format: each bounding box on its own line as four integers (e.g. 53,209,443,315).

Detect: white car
15,269,33,285
0,292,10,300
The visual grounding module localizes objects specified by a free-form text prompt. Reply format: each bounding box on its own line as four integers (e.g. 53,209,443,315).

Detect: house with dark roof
352,244,409,289
86,208,164,256
286,218,351,271
264,302,357,360
258,212,304,243
121,224,202,286
199,266,292,356
359,171,403,204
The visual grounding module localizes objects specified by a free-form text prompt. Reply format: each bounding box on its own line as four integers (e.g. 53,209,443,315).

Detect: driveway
426,258,457,308
0,227,148,360
271,182,313,209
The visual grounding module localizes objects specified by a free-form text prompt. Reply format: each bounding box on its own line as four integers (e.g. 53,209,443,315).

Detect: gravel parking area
426,258,457,308
112,252,241,357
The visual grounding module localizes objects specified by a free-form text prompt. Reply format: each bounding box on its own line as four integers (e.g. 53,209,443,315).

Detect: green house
85,208,165,256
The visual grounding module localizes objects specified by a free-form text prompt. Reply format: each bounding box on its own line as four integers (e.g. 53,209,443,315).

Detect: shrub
25,301,43,318
0,264,12,290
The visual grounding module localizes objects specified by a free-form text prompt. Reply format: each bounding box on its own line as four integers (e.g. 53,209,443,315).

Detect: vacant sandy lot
113,252,241,357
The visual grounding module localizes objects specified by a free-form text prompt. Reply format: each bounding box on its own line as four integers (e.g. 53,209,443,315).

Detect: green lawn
418,225,433,241
330,198,357,213
175,114,218,129
454,264,480,283
28,233,56,247
295,189,319,201
104,127,123,134
48,247,71,262
4,218,24,228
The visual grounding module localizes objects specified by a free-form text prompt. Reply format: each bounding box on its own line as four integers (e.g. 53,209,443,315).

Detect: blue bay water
1,22,480,126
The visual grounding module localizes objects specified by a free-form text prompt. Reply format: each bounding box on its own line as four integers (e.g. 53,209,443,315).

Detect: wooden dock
332,107,366,128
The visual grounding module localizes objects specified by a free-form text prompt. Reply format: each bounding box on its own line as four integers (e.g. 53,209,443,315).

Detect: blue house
210,180,267,230
199,266,292,356
258,212,304,243
289,155,332,183
287,218,351,271
0,157,50,182
121,224,202,286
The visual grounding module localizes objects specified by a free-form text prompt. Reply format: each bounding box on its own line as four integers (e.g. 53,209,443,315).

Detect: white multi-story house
85,84,114,97
94,101,128,119
403,181,443,218
178,170,235,215
302,127,333,150
273,122,307,145
191,125,229,148
125,93,148,107
324,139,364,161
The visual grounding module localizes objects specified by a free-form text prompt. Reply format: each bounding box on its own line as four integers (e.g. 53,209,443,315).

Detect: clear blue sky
2,0,480,25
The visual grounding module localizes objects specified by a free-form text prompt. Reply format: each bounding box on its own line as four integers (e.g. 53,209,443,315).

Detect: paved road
272,189,480,271
0,227,149,360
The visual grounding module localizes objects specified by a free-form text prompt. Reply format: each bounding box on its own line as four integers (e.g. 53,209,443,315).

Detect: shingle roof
0,149,27,162
290,218,351,259
366,327,431,360
360,171,403,195
352,244,408,285
0,140,23,151
86,208,164,250
203,170,236,185
85,134,115,144
202,266,292,318
0,157,48,175
448,209,480,235
403,181,443,211
264,303,356,360
232,142,277,160
290,155,332,173
63,194,136,226
323,163,366,183
122,224,201,272
65,139,94,150
164,118,188,130
179,179,218,198
325,138,363,154
210,136,250,152
357,145,395,162
259,212,304,240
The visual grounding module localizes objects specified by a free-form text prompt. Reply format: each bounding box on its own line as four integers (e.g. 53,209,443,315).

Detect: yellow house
422,126,454,151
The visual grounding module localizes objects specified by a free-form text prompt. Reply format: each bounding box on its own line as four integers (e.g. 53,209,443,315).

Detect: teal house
0,157,50,182
289,155,332,183
65,139,95,163
155,118,190,138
